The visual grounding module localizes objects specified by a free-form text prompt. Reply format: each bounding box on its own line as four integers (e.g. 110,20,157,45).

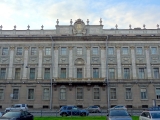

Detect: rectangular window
94,88,100,99
60,88,66,100
156,88,160,99
109,68,115,79
141,88,147,99
0,68,6,79
60,68,66,78
138,68,145,79
108,47,114,55
61,47,66,55
77,47,82,55
126,88,132,99
122,47,128,55
93,68,99,78
30,68,35,80
2,47,9,55
153,68,159,79
136,47,143,55
77,68,82,78
45,47,51,55
77,88,83,99
44,68,50,79
31,47,37,55
13,89,19,100
151,47,157,54
16,47,22,55
110,88,116,99
28,89,34,100
0,89,4,100
124,68,130,79
43,88,49,100
15,68,21,79
92,47,98,55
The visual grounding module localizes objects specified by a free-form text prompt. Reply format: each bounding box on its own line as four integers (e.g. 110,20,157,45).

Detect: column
53,46,59,78
69,46,73,78
145,46,152,79
100,45,106,78
116,46,122,79
86,46,91,78
7,46,15,80
130,46,137,79
22,46,29,79
37,46,43,79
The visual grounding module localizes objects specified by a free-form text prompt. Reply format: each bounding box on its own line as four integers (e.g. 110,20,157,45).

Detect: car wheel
80,112,86,116
62,113,67,117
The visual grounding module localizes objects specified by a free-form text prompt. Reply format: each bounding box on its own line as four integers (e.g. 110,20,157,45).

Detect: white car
5,104,28,112
110,105,127,110
139,111,160,120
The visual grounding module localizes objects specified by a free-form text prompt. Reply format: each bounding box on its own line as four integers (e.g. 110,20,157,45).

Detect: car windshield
151,112,160,118
110,110,129,116
3,112,21,118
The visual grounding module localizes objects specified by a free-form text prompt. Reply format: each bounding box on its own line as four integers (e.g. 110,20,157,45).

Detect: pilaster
22,46,29,79
53,46,59,78
100,45,106,78
145,46,152,79
116,45,122,79
86,46,91,78
37,46,44,79
68,46,74,78
130,46,137,79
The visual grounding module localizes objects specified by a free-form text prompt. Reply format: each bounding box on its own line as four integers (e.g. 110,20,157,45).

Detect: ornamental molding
73,19,86,35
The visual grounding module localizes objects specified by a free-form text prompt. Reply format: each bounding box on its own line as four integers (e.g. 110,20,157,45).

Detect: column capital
130,46,135,49
116,45,121,49
144,46,149,50
10,46,15,50
100,45,106,50
24,46,30,50
38,46,44,50
68,46,74,50
86,46,91,50
54,46,59,50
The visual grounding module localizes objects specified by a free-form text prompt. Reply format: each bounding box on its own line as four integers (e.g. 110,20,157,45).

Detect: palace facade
0,19,160,109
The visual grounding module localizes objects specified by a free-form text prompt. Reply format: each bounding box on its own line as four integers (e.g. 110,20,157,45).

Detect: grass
34,116,139,120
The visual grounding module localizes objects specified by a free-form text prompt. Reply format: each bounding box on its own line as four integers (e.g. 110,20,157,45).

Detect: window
126,88,132,99
15,68,21,79
93,88,100,100
77,68,82,78
13,89,19,100
93,68,99,78
136,47,143,55
109,68,115,79
77,47,82,55
138,68,145,79
31,47,36,55
141,88,147,99
60,68,66,78
16,47,22,55
156,88,160,99
61,47,66,55
151,47,157,54
28,89,34,100
45,47,51,55
124,68,130,79
0,89,4,100
44,68,50,79
30,68,35,80
153,68,159,79
0,68,6,79
122,47,128,55
77,88,83,99
2,47,8,55
43,88,49,100
92,47,98,55
60,88,66,100
108,47,114,55
110,88,116,99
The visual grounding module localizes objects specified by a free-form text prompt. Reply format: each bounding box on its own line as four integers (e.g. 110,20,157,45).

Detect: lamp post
105,35,110,112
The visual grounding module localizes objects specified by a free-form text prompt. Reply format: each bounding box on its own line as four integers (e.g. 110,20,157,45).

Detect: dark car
107,109,132,120
0,111,33,120
86,106,101,113
59,105,89,116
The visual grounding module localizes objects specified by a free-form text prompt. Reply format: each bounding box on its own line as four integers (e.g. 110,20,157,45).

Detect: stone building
0,19,160,109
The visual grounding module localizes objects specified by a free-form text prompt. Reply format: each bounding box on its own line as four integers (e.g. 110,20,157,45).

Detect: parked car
0,111,33,120
0,112,2,117
59,106,67,112
107,109,132,120
59,105,89,116
5,104,28,112
86,106,101,113
110,105,127,110
139,110,160,120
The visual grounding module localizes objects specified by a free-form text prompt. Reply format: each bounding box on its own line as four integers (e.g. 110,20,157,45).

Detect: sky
0,0,160,30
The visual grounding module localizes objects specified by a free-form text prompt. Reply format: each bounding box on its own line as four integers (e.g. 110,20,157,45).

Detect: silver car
107,109,132,120
139,111,160,120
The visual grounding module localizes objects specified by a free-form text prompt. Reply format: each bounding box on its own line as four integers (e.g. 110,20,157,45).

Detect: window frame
31,47,37,55
44,68,50,79
12,88,19,100
155,88,160,100
138,68,145,79
153,68,159,79
59,86,66,100
15,68,21,79
61,47,67,55
125,87,132,100
140,88,147,100
122,47,129,55
93,87,100,100
76,87,83,100
151,46,158,54
29,68,36,80
27,88,35,100
2,47,9,55
77,68,83,79
109,68,115,79
43,88,50,100
110,87,117,100
77,47,83,55
16,47,23,55
0,68,7,79
45,47,51,56
60,68,66,79
92,68,99,78
123,68,130,79
136,47,143,55
108,47,114,55
0,88,4,100
92,47,98,55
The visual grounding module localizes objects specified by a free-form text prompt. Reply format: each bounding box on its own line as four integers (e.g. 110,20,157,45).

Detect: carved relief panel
0,56,9,64
43,57,51,63
108,57,116,64
14,57,23,64
121,57,131,64
136,57,146,64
